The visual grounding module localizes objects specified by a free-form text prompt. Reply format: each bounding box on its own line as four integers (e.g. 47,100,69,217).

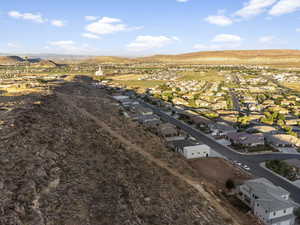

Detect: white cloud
49,40,97,54
193,33,243,51
269,0,300,15
51,20,65,27
212,34,242,43
127,35,178,51
85,16,142,35
85,16,98,21
172,36,180,41
296,28,300,32
258,35,286,45
205,15,233,26
235,0,277,18
7,42,20,48
8,10,46,23
50,40,75,47
259,35,276,43
82,33,101,39
176,0,189,2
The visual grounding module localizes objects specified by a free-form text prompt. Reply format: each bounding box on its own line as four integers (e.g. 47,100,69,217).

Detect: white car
243,165,251,171
234,161,242,166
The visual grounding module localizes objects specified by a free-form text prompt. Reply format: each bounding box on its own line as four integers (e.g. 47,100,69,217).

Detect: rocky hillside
0,76,250,225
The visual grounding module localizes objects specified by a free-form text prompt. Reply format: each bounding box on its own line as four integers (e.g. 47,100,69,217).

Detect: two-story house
238,178,297,225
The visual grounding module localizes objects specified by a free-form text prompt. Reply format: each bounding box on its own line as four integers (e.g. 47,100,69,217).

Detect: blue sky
0,0,300,56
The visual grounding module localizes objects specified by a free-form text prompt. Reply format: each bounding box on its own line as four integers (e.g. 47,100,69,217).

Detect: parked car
243,165,251,171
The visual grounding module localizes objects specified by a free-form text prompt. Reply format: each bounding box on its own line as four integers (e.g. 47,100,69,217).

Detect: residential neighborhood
91,63,300,225
1,60,300,225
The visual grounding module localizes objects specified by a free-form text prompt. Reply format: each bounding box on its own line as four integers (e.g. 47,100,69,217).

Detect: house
166,136,210,159
285,119,300,126
249,125,278,134
157,123,178,137
263,100,275,106
120,99,139,107
172,97,189,106
189,115,213,128
195,99,210,107
209,122,236,137
266,134,300,147
226,132,265,147
133,105,154,116
138,115,161,127
281,100,296,106
211,101,228,110
238,178,297,225
219,115,238,124
268,106,289,115
112,95,129,101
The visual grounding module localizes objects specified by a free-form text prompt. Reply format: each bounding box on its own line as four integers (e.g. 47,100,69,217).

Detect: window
273,212,276,216
283,210,286,214
257,203,260,207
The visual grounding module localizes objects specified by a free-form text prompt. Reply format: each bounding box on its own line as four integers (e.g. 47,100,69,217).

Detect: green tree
175,87,181,92
277,119,285,127
294,207,300,218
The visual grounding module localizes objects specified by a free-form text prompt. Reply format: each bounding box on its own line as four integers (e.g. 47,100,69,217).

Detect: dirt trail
57,92,241,225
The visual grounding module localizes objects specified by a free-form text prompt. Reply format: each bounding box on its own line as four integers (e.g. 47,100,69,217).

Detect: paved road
140,101,300,204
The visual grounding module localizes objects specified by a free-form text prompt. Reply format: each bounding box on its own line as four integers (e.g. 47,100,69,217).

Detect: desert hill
0,56,25,65
83,56,135,64
0,56,60,67
32,59,58,68
81,49,300,66
137,49,300,65
4,50,300,66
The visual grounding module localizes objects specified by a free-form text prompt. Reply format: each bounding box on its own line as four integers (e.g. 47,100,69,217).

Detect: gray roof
158,123,178,136
226,132,264,145
167,138,204,150
133,105,153,115
243,178,296,211
213,122,236,132
138,115,160,123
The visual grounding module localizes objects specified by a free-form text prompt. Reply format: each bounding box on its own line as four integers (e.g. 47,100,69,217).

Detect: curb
260,162,300,189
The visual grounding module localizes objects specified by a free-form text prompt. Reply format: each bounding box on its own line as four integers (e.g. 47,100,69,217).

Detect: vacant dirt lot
189,158,252,188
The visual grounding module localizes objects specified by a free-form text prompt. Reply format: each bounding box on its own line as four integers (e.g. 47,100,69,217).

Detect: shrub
225,179,235,190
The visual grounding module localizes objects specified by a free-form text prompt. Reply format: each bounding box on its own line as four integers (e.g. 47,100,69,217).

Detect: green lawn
178,70,225,82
